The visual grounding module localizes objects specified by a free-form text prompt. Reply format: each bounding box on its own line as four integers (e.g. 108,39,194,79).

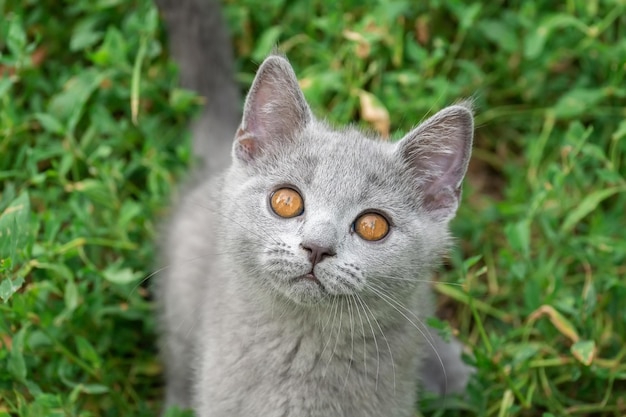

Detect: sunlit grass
1,0,625,415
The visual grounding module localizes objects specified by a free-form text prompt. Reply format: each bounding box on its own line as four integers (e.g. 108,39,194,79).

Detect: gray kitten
156,1,473,416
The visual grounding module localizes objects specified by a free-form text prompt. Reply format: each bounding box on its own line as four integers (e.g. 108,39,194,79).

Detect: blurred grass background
1,0,625,415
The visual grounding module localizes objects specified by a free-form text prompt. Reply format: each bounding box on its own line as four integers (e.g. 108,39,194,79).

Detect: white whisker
355,294,385,390
319,295,339,373
350,294,368,378
342,295,356,391
189,196,285,246
324,300,344,377
366,282,447,394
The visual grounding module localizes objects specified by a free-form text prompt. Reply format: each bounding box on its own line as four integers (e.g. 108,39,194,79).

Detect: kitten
156,0,474,415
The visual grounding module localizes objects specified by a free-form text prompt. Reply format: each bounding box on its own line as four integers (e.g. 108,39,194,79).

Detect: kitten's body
156,1,473,416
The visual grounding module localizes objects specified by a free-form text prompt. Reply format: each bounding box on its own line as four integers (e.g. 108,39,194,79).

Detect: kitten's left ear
234,55,312,163
396,103,474,221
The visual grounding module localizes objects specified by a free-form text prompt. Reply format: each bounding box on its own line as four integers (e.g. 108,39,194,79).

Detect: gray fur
156,2,474,416
156,0,240,171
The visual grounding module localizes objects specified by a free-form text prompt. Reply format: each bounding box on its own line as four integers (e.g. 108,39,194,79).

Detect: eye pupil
355,213,389,241
270,188,304,218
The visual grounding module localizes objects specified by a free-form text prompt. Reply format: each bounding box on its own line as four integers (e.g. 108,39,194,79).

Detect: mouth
280,272,328,305
292,273,324,289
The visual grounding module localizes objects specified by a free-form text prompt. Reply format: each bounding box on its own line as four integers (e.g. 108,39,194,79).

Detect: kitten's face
217,55,471,306
223,125,450,305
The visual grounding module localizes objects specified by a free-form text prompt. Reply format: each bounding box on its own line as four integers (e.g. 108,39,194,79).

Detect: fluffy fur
156,1,474,416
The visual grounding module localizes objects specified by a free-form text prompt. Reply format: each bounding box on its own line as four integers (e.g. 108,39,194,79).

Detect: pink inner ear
234,128,258,162
233,55,312,163
396,104,473,219
244,84,270,138
420,167,462,217
426,147,466,192
422,188,459,211
419,147,468,215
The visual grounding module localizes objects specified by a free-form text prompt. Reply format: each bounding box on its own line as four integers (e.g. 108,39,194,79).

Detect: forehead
266,126,417,215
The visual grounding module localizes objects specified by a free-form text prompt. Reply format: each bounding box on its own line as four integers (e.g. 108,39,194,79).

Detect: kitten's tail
156,0,241,172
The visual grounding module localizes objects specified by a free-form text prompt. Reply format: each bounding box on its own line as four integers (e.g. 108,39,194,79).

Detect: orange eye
270,188,304,218
354,213,389,241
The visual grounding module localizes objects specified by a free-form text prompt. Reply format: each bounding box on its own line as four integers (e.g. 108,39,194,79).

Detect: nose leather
301,243,335,267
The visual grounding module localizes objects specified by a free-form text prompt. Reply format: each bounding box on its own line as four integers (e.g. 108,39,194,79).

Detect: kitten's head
220,55,473,306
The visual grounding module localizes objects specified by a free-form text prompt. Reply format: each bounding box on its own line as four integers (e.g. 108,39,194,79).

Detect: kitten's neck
228,271,431,342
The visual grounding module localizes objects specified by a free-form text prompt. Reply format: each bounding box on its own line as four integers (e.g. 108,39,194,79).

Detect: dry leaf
343,30,370,58
415,16,430,45
528,304,579,343
358,90,390,138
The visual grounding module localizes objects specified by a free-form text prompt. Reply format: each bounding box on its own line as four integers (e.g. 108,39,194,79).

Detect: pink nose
301,243,335,267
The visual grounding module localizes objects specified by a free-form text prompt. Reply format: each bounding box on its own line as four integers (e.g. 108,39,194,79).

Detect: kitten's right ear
395,103,474,221
234,55,312,162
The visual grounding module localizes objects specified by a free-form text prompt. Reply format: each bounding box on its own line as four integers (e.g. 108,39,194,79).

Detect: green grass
1,0,625,416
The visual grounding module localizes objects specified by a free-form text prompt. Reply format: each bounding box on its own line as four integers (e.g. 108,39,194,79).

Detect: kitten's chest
196,311,418,417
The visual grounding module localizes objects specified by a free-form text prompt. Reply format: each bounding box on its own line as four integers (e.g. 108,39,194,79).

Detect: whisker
324,301,344,376
189,196,284,246
366,295,396,393
366,282,447,395
320,295,337,335
350,294,368,378
342,295,356,391
384,276,464,287
354,294,383,390
131,246,277,300
319,295,339,371
128,255,208,297
366,282,438,348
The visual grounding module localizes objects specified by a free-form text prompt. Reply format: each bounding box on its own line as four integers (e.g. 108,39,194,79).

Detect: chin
281,278,328,306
